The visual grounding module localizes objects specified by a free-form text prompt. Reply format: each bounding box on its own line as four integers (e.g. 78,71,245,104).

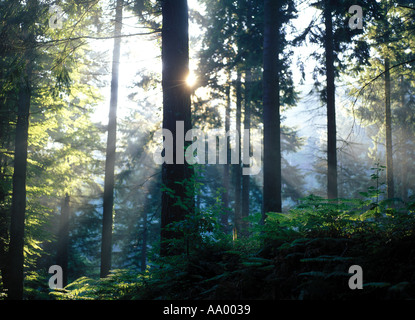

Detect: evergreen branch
35,30,161,46
346,57,415,144
352,57,415,104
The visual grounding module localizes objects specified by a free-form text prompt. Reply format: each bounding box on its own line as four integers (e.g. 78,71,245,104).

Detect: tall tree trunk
384,57,394,200
324,0,338,200
140,213,147,272
233,71,242,237
221,81,231,232
8,42,32,300
262,0,282,221
101,0,123,278
56,194,70,287
160,0,193,256
241,69,251,236
400,75,408,203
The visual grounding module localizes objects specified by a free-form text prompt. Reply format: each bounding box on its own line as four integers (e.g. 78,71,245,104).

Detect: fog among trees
0,0,415,301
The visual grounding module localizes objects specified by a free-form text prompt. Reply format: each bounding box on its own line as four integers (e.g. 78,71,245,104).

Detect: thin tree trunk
160,0,193,256
140,213,147,272
384,57,394,200
324,0,338,200
241,69,251,236
8,44,32,300
400,75,408,202
101,0,123,278
401,147,407,202
262,0,282,221
56,194,70,287
221,81,231,231
233,71,242,237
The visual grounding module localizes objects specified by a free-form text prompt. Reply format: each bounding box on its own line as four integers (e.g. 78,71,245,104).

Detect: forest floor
34,196,415,301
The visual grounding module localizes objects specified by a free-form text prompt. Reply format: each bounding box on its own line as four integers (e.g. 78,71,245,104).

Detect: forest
0,0,415,302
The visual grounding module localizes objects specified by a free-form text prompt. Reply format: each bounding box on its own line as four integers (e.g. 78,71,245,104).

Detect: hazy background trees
0,0,414,300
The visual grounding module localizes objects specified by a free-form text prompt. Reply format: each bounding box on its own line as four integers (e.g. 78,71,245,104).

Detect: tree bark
233,71,242,236
241,69,251,236
140,213,147,272
384,57,394,200
324,0,338,200
400,75,407,202
56,194,70,287
221,81,231,231
8,45,32,300
262,0,282,221
160,0,193,256
101,0,123,278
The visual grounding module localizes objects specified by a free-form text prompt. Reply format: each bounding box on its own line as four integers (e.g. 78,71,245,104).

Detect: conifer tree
7,0,36,300
160,0,193,256
101,0,123,279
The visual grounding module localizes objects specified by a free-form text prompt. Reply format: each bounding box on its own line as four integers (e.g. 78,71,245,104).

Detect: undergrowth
44,192,415,301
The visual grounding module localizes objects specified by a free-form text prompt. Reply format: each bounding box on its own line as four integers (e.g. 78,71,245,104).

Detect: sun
186,72,197,87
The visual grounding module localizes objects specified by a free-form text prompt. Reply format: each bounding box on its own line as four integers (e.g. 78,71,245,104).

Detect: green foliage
24,271,52,300
48,269,145,300
0,0,106,296
161,167,229,256
1,0,415,302
51,189,415,300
